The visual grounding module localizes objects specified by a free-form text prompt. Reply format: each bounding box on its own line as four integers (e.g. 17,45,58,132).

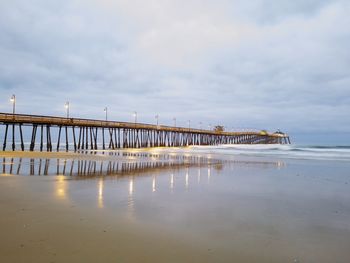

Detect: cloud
0,0,349,134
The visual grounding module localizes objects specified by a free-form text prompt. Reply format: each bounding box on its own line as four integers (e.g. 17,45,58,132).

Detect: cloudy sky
0,0,349,142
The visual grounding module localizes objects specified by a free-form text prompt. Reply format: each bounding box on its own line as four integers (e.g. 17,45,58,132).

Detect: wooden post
117,128,121,148
65,126,69,151
57,126,62,151
72,127,77,151
3,124,8,151
136,129,140,148
40,125,44,151
108,128,114,149
93,128,98,150
30,125,37,151
85,126,89,149
123,129,127,148
77,127,82,150
12,124,15,151
81,127,85,150
47,125,52,151
19,124,24,151
90,127,95,150
114,128,118,149
102,127,105,150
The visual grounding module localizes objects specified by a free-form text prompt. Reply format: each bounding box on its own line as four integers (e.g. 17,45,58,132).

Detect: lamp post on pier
104,107,108,121
133,111,137,124
155,114,159,127
64,101,70,118
10,94,16,115
173,117,176,127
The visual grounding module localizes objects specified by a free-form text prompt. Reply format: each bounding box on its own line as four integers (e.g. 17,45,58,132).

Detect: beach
2,0,349,262
1,148,350,262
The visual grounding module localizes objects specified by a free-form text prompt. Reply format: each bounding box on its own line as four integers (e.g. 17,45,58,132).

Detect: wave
187,144,350,161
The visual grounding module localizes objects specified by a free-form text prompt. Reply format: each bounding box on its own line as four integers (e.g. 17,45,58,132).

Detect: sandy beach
1,149,350,263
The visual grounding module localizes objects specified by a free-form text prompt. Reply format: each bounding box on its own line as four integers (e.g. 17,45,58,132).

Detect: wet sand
1,150,350,262
1,177,210,263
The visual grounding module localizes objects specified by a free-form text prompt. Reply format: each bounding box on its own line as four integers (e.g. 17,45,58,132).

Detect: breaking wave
188,144,350,161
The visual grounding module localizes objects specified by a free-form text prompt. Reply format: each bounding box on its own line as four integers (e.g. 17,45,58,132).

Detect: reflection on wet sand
98,178,104,208
185,168,189,189
1,154,222,177
1,153,288,213
1,153,286,177
1,153,287,213
56,176,67,200
127,177,135,219
208,166,211,183
170,173,174,190
152,175,156,192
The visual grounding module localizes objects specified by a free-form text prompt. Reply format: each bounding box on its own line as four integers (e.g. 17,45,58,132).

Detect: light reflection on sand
207,166,211,183
170,173,174,191
98,178,104,208
127,177,135,221
197,168,201,183
152,175,156,192
55,176,67,200
129,177,134,195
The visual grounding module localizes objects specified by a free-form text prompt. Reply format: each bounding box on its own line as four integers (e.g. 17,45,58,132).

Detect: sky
0,0,349,143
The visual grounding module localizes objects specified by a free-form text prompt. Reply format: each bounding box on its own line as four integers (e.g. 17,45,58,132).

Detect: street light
10,94,16,114
64,101,70,118
155,114,159,126
104,107,108,121
209,124,212,130
199,122,202,129
133,111,137,123
188,120,191,130
173,117,176,127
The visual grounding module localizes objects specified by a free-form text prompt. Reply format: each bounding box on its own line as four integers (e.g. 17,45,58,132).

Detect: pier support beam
12,124,15,150
19,124,24,151
3,124,8,151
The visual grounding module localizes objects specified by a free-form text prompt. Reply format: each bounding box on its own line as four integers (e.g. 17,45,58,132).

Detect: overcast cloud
0,0,349,136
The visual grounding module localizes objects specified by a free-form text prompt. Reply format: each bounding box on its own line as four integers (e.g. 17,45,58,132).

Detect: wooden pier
0,112,291,151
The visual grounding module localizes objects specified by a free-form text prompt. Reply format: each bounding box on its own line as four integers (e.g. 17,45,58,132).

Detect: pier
0,112,291,151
